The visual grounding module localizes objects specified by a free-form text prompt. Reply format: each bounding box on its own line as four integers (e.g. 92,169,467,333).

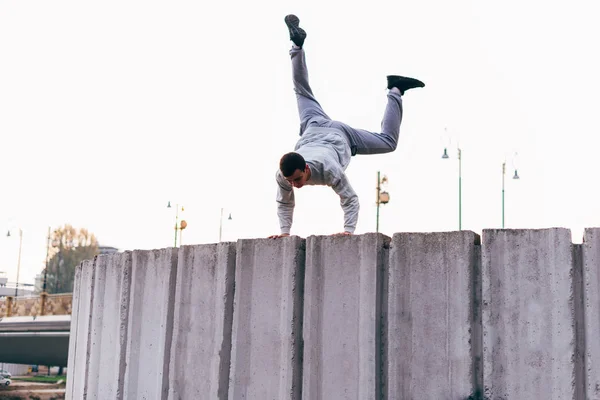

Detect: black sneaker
386,75,425,95
284,14,307,48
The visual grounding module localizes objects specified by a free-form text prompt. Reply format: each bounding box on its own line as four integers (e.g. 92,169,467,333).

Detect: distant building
34,273,46,294
0,271,34,297
98,245,119,255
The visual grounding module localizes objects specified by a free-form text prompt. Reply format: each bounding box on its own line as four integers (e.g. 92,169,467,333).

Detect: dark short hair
280,152,306,177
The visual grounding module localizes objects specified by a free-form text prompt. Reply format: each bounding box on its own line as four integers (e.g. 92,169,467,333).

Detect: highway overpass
0,315,70,366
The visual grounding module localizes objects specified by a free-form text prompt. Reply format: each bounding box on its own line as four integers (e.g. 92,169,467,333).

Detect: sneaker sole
387,75,425,90
284,15,306,42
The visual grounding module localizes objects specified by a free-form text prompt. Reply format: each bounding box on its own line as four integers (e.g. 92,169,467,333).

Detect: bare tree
45,225,99,294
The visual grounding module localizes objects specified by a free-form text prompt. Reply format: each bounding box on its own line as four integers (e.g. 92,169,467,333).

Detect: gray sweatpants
290,47,403,155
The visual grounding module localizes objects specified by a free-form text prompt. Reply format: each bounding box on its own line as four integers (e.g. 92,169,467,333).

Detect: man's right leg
286,15,331,134
330,76,424,155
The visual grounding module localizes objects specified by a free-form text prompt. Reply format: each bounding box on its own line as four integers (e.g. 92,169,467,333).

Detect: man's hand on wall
268,233,291,239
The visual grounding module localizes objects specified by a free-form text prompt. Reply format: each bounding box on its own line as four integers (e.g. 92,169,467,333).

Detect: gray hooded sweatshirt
276,126,359,234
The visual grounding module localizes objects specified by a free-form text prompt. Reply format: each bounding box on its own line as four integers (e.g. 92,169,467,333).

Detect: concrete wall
583,228,600,400
168,242,236,400
303,233,387,400
229,237,304,400
482,229,576,399
0,363,32,376
66,228,600,400
387,231,482,399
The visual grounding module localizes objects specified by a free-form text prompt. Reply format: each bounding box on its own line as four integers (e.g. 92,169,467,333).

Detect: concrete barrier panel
66,258,96,400
302,233,388,400
168,243,236,400
482,228,575,399
122,248,178,400
387,231,482,399
228,237,305,400
583,228,600,399
86,252,133,400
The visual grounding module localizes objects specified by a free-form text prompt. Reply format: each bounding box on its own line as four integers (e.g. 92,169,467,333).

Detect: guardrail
0,315,71,332
0,293,73,317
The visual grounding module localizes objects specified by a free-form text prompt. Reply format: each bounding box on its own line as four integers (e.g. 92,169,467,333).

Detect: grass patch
12,375,66,384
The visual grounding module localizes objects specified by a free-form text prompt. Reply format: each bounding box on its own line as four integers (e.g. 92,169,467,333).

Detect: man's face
285,166,308,188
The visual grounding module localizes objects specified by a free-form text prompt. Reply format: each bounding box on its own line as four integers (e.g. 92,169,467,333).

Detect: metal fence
0,293,72,317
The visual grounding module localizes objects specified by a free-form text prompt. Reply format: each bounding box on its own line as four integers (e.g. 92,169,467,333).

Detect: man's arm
275,170,295,235
331,172,360,233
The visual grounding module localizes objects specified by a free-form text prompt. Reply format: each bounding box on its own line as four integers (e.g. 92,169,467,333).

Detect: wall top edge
80,229,600,262
482,227,572,233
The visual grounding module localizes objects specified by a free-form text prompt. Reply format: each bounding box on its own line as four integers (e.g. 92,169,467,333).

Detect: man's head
280,152,309,188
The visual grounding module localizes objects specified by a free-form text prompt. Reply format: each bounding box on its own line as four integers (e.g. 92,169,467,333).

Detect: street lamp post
375,171,390,233
458,148,462,231
6,229,23,297
44,227,50,293
502,156,520,228
442,144,462,230
55,242,63,294
502,162,506,228
219,208,233,242
167,201,187,247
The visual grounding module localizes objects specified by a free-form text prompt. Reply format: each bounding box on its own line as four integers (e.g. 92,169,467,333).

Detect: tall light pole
502,162,506,228
502,156,520,228
6,229,23,297
458,148,462,231
375,171,390,233
219,208,233,242
44,227,50,293
442,143,462,230
167,201,187,247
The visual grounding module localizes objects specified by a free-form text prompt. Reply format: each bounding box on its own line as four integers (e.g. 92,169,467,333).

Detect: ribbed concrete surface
583,228,600,400
167,243,236,400
122,249,178,400
302,233,388,400
67,257,96,400
482,228,576,399
228,237,305,400
86,252,132,400
66,229,600,399
387,231,482,399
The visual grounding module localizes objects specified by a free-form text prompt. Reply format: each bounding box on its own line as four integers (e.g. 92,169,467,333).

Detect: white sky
1,0,599,287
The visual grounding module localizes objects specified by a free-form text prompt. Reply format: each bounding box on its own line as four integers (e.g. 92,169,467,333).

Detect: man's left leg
285,15,332,135
330,76,424,155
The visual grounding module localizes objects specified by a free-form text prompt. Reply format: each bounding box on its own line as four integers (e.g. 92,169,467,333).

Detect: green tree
44,225,99,294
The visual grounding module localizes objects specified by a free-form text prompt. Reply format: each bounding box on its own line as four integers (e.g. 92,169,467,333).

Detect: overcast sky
1,0,599,287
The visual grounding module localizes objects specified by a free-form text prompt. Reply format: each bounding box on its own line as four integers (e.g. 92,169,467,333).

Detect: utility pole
167,202,186,247
14,229,23,297
458,148,462,231
44,227,50,293
442,136,462,231
502,162,506,228
219,208,232,242
375,172,390,233
376,171,381,233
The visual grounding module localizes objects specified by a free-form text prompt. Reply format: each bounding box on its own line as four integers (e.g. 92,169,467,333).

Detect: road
0,379,65,399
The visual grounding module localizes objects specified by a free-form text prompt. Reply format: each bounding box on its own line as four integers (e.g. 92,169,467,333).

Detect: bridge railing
0,292,73,317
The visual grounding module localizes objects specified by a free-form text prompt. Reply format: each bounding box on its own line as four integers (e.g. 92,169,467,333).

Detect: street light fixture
6,228,23,298
376,171,390,233
502,153,521,228
442,136,462,231
167,201,187,247
219,208,233,242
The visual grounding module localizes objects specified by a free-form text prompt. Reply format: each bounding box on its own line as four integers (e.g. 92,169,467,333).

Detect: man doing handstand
270,15,424,238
